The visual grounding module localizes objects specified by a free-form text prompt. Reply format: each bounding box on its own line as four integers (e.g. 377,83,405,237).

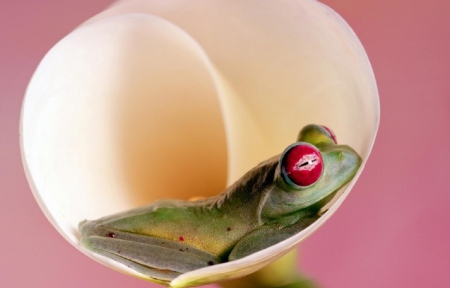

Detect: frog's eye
321,125,337,144
281,142,323,188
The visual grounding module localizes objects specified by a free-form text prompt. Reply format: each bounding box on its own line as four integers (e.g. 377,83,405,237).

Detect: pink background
1,0,448,287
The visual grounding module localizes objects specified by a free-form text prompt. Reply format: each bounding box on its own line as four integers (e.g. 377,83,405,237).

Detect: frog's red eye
321,125,337,144
281,143,323,188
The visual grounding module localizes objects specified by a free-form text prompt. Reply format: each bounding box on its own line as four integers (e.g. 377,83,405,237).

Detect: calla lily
21,0,379,287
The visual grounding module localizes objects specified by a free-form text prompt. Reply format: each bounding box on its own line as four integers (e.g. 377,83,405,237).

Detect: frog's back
99,156,279,257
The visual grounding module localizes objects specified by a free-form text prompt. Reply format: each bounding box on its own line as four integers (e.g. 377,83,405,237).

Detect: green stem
218,248,319,288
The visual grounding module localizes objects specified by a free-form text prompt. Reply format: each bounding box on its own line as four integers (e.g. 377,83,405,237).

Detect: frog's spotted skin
79,124,361,283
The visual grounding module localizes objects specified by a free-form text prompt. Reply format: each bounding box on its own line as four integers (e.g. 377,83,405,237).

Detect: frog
79,124,361,283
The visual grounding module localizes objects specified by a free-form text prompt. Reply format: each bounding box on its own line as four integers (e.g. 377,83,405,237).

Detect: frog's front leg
80,220,222,281
228,215,319,261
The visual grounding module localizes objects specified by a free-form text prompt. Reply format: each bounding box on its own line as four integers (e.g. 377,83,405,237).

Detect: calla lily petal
85,0,378,182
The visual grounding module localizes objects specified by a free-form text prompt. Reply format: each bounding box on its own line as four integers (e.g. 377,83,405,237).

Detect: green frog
79,124,361,283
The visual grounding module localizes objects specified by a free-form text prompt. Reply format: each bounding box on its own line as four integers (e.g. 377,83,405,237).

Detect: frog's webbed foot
228,216,319,261
79,220,222,282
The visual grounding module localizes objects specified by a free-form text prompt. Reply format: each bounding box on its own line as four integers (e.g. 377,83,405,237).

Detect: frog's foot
79,220,222,282
228,216,319,261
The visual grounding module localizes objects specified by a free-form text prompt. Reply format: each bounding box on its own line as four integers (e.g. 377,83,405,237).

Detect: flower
21,0,378,287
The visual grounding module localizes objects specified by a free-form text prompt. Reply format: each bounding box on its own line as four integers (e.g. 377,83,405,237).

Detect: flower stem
218,248,319,288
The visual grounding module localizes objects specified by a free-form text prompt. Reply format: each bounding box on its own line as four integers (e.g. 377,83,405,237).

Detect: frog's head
262,124,362,219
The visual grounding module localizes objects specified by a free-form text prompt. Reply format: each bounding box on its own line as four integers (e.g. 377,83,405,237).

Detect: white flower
21,0,379,287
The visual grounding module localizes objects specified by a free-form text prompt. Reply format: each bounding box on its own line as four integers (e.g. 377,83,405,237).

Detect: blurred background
0,0,448,287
